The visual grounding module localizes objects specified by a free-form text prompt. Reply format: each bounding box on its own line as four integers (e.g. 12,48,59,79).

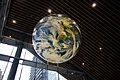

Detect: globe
32,14,81,63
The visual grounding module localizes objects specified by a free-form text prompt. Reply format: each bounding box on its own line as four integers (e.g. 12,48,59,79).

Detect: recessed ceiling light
48,9,52,13
82,63,84,65
9,36,11,38
92,3,97,8
99,47,102,50
12,20,16,23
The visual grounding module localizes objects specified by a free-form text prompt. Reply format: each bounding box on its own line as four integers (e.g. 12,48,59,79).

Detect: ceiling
1,0,120,80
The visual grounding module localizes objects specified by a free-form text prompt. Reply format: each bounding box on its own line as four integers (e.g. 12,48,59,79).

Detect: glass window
20,65,32,80
0,43,16,80
20,48,34,61
0,43,67,80
20,49,26,59
0,43,17,56
0,60,12,80
14,64,22,80
15,65,31,80
48,70,67,80
0,61,8,76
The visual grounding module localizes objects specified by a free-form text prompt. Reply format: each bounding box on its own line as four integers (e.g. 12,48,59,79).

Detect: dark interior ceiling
1,0,120,80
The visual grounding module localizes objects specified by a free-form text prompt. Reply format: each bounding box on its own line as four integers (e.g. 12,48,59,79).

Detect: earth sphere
32,14,81,63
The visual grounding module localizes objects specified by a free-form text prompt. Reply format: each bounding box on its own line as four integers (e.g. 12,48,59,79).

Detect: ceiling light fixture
99,47,102,51
48,9,52,13
9,36,11,38
82,63,84,65
12,20,16,23
92,3,97,8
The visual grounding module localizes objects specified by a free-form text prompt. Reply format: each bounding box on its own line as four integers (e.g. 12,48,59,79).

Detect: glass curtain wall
0,43,67,80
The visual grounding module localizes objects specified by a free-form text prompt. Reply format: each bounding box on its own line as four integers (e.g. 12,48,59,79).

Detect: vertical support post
57,64,60,80
46,62,49,80
7,42,23,80
0,0,11,37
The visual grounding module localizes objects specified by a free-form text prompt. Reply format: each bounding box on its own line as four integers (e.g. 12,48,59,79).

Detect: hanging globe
32,14,81,63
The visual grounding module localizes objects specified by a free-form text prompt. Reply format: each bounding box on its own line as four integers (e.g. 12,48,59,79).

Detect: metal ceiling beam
0,0,11,37
5,26,32,37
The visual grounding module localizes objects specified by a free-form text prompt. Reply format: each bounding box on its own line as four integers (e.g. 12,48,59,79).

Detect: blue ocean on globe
32,14,81,63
